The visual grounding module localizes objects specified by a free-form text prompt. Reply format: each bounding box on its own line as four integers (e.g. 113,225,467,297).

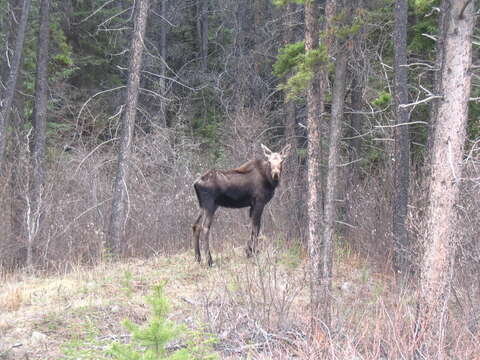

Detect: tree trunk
283,2,297,150
1,0,21,82
392,0,410,273
253,0,268,76
197,0,208,71
158,0,168,127
281,2,300,242
426,0,448,157
320,50,348,330
305,0,324,334
416,1,475,357
0,0,31,172
345,2,365,236
348,74,363,189
107,0,150,256
28,0,51,269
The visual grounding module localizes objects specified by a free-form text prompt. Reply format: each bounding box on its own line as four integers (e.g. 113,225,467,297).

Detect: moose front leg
246,204,264,258
192,211,203,263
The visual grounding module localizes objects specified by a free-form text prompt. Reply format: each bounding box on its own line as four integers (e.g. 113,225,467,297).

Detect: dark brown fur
192,159,281,266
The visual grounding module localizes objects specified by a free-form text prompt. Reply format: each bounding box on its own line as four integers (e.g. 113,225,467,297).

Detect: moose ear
280,143,291,159
261,143,273,158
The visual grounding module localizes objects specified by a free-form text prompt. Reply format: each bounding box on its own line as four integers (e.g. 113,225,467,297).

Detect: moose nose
273,172,279,181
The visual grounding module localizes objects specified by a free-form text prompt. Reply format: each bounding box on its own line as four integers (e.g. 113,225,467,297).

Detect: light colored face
261,144,291,181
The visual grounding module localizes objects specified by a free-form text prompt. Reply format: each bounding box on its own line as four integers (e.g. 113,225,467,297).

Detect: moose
192,143,290,266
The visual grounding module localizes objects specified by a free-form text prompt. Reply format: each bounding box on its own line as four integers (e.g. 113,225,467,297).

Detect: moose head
261,143,291,182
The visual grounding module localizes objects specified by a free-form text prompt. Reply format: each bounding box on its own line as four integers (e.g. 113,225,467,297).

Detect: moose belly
216,192,251,208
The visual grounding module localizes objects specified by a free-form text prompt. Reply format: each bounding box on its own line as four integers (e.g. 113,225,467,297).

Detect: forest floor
0,243,416,359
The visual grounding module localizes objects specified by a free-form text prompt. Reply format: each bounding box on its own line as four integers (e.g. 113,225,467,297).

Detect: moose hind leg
193,212,203,263
246,205,264,257
202,209,216,267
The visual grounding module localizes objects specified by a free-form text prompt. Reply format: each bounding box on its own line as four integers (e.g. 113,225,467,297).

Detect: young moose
192,144,290,266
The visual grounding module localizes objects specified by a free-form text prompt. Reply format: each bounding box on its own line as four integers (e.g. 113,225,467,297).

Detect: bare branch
422,33,438,42
398,95,442,108
400,62,436,69
375,121,428,129
74,138,119,175
76,86,126,127
76,0,116,25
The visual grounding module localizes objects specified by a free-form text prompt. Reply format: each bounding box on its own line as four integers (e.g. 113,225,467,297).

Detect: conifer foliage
107,283,218,360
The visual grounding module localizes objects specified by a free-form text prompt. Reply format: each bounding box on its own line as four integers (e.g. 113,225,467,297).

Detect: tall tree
253,0,268,76
158,0,168,127
345,2,365,237
426,0,448,156
320,0,350,329
417,0,475,357
0,0,31,171
1,0,20,82
282,2,297,150
28,0,51,269
197,0,208,71
107,0,151,255
392,0,410,272
347,75,363,188
305,0,324,333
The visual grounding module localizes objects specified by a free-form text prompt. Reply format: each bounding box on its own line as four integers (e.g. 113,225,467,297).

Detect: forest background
0,0,479,358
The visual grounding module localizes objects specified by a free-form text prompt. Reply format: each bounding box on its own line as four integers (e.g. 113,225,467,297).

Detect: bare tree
282,2,297,150
320,3,350,329
426,0,448,156
28,0,51,269
158,0,168,127
1,0,20,81
0,0,31,171
416,0,475,357
392,0,410,272
197,0,208,71
107,0,151,256
305,0,324,333
345,2,365,235
253,0,268,76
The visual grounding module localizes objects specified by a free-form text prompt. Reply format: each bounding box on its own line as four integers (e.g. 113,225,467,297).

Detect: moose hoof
245,247,258,258
207,257,213,267
195,254,201,263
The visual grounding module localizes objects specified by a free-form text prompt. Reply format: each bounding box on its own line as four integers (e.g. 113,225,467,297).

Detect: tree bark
426,0,449,157
197,0,208,71
416,1,475,357
283,2,297,150
348,74,363,188
253,0,268,76
345,2,365,235
1,0,21,82
28,0,51,269
320,50,348,330
0,0,31,172
305,0,325,334
392,0,410,273
158,0,168,127
107,0,150,256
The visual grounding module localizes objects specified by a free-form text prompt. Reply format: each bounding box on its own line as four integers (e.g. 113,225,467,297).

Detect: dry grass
1,244,479,360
